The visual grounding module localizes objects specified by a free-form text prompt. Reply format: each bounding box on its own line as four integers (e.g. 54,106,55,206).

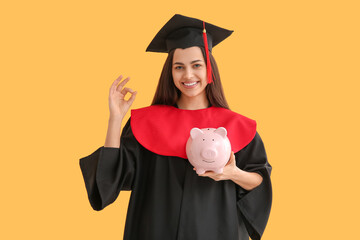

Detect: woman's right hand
108,75,137,119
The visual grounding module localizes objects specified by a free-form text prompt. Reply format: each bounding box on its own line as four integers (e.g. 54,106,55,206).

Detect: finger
225,153,234,166
110,75,123,93
229,151,235,160
121,87,135,96
116,77,130,92
226,154,234,166
127,91,137,106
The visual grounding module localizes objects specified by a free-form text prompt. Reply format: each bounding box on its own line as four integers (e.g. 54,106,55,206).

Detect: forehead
173,46,204,63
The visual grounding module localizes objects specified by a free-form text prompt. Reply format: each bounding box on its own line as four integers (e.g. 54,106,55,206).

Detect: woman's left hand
194,151,238,181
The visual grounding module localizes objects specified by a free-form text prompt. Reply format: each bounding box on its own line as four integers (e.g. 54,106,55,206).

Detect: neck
176,93,210,110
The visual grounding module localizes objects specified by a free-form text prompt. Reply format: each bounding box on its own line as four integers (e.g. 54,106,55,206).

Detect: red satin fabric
130,105,257,159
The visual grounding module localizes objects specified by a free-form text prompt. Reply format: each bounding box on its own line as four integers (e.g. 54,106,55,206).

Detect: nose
184,68,194,80
201,148,218,160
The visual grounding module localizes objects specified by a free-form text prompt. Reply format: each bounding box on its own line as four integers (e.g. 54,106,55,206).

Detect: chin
182,93,199,98
181,89,205,98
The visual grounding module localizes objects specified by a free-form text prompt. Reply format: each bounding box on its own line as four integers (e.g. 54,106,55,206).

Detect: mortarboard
146,14,233,84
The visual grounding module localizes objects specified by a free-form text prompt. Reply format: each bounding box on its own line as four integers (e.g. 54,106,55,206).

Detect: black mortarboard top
146,14,233,53
146,14,233,84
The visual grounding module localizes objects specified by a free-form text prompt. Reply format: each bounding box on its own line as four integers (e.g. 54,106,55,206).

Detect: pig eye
203,139,205,141
212,139,214,141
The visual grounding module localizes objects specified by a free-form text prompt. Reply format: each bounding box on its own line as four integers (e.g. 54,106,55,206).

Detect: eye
175,66,183,70
193,64,201,68
203,139,205,141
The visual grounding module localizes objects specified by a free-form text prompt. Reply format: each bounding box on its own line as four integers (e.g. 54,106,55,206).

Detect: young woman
80,14,272,240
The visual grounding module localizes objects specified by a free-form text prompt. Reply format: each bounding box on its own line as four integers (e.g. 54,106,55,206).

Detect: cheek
199,69,207,82
172,71,181,82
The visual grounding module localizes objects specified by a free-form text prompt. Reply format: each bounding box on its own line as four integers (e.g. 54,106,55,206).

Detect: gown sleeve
79,118,138,211
235,131,272,240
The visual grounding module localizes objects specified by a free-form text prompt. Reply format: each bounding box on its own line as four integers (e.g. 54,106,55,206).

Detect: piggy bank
186,127,232,175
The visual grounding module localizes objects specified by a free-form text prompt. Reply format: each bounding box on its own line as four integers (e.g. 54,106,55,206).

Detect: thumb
229,151,235,163
127,91,137,105
225,151,234,166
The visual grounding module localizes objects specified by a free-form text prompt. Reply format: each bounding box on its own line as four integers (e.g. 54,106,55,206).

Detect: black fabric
146,14,233,53
79,118,272,240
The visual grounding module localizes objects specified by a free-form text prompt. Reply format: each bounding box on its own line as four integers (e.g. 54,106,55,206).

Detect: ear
190,128,204,139
214,127,227,138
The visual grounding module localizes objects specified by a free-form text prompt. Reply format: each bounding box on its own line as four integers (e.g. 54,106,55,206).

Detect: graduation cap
146,14,233,84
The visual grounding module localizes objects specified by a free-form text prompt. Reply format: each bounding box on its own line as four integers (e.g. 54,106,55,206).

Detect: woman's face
172,46,208,99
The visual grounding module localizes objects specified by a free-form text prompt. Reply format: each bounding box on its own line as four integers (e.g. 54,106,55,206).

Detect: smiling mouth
202,160,215,163
182,81,200,87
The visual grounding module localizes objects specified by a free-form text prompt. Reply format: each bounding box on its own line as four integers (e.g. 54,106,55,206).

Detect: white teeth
183,82,197,86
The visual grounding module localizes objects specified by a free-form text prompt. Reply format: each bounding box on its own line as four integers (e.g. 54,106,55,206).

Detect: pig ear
214,127,227,138
190,128,204,139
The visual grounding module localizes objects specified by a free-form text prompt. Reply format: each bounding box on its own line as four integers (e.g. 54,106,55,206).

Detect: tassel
202,22,214,84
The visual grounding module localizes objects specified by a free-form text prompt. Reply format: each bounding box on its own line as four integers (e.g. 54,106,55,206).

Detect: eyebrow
173,60,203,65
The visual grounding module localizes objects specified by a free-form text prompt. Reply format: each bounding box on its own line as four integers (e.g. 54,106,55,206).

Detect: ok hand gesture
108,75,137,119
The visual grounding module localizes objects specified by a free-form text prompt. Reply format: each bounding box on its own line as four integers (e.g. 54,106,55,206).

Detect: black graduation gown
79,117,272,240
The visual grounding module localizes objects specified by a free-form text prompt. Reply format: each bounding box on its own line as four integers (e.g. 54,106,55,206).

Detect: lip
182,81,200,89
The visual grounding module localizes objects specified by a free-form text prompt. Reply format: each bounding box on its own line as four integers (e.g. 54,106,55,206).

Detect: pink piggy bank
186,127,232,175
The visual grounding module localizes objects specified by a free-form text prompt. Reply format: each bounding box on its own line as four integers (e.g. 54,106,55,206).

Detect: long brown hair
151,46,230,109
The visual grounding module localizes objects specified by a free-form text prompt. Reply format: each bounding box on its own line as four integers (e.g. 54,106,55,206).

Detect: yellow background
1,0,359,239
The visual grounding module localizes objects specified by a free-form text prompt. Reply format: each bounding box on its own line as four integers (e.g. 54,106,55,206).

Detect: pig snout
201,148,217,160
